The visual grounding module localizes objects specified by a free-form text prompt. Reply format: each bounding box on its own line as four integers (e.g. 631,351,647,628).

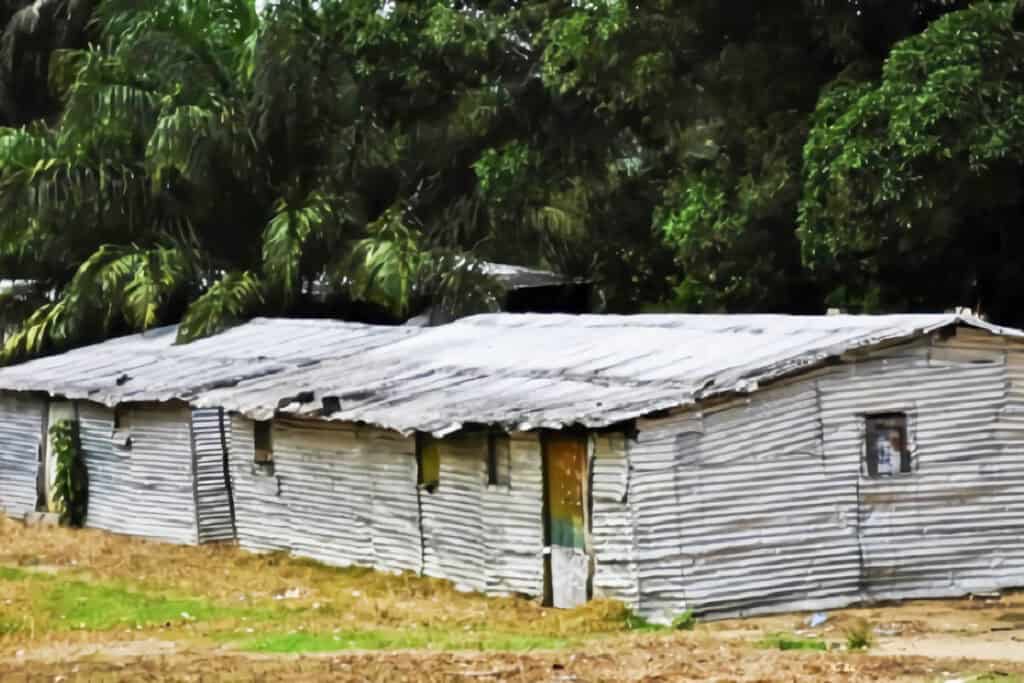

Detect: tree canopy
1,0,1022,361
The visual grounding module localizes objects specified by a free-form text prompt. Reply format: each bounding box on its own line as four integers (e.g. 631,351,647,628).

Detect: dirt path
873,632,1024,663
5,635,1024,682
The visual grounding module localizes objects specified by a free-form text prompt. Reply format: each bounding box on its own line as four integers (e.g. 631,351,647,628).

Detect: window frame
864,412,912,478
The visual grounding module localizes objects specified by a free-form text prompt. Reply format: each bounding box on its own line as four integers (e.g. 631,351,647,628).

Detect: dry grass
4,515,1024,682
0,514,642,653
0,635,1006,682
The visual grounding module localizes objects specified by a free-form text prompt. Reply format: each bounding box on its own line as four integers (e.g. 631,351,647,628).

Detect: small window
417,434,440,493
865,413,911,477
112,407,132,449
254,420,274,474
487,432,511,487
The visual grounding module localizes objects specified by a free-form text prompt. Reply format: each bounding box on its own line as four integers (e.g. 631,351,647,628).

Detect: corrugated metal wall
228,416,546,596
421,434,486,591
78,402,201,544
628,412,701,621
626,331,1024,621
190,408,236,543
821,336,1024,603
483,433,545,596
228,417,421,572
0,391,43,517
79,402,132,535
419,432,546,595
367,428,422,574
125,404,201,544
228,414,290,552
591,433,638,606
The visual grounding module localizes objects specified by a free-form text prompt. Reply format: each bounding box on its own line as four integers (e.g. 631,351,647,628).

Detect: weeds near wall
50,419,87,527
843,618,874,650
671,609,697,631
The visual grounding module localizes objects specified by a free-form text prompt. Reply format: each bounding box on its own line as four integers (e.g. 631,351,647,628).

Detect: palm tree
0,0,512,361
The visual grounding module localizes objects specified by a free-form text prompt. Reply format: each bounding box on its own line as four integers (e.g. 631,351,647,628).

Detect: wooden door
544,433,590,608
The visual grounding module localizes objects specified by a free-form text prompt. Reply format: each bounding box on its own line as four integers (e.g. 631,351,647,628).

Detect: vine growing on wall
50,419,88,527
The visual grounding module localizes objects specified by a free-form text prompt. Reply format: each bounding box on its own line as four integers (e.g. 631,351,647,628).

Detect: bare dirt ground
3,636,1022,682
2,516,1024,682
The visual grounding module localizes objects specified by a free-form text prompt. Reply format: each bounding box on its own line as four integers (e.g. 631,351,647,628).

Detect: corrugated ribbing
0,392,42,517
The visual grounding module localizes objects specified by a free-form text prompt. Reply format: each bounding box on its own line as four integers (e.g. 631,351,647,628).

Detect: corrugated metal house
2,312,1024,621
0,319,419,545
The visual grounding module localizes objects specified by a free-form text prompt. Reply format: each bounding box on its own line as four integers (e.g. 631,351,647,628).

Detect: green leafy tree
0,0,523,360
4,0,1015,364
800,1,1024,320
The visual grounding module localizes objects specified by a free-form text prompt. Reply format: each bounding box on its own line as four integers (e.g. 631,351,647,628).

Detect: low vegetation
0,515,649,656
671,608,697,631
844,617,874,651
756,633,829,652
4,516,1024,682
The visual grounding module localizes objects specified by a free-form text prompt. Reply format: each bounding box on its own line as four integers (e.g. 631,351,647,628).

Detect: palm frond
261,191,333,305
343,207,427,317
123,244,196,329
177,270,263,343
145,104,218,187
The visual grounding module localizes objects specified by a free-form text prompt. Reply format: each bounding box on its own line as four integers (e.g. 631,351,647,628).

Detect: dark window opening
112,407,132,449
254,420,274,475
416,433,440,493
487,432,511,487
865,413,911,477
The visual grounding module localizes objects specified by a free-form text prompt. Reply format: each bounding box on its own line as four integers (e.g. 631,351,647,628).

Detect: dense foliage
1,0,1023,359
49,418,87,527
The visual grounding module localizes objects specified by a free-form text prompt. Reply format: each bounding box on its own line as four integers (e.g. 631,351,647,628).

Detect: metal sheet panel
191,408,235,543
275,419,377,569
228,417,422,574
77,402,199,544
820,353,1024,603
228,415,291,552
125,404,199,544
1,314,1018,437
630,384,861,622
420,434,486,592
79,402,133,536
481,433,545,597
0,391,42,517
368,430,422,575
591,433,638,605
625,335,1024,622
226,418,545,597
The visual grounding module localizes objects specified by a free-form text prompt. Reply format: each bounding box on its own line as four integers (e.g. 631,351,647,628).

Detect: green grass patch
671,608,697,631
0,566,27,581
0,618,22,635
242,629,571,654
756,632,829,652
38,579,268,631
623,612,666,633
967,676,1024,683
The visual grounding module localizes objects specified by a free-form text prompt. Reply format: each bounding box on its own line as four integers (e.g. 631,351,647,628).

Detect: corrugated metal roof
0,318,421,407
478,262,579,289
0,313,1019,436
